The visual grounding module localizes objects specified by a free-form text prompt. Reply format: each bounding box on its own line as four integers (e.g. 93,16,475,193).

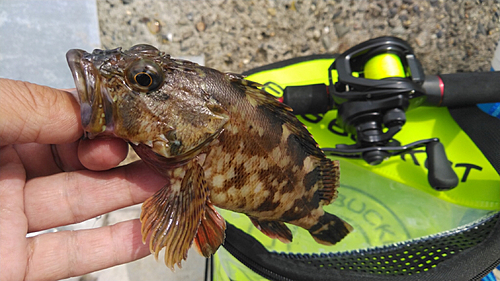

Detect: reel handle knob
426,141,459,190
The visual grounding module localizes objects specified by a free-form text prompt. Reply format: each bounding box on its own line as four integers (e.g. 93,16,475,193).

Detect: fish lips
66,49,114,138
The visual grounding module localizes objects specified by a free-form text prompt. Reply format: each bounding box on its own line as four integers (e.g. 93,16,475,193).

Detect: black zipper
470,258,500,281
222,237,294,281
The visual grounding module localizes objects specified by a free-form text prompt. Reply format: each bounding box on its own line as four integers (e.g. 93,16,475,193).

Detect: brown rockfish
66,45,352,269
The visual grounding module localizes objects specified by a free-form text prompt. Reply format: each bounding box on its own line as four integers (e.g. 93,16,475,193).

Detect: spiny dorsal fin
228,74,324,158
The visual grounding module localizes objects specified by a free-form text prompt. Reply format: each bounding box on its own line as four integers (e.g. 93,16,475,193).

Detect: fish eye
125,59,164,92
134,72,153,87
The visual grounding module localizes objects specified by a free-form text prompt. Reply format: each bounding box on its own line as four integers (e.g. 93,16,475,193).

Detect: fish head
67,44,228,160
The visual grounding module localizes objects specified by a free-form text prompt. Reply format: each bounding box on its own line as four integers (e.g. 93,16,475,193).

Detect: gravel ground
97,0,500,75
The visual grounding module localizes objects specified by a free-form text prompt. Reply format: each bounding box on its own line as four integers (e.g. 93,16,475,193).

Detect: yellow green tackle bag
207,37,500,281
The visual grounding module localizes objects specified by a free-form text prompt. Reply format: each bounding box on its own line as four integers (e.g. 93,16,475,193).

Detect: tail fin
309,212,353,245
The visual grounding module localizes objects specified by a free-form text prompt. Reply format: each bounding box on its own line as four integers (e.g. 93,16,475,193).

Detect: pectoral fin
193,201,226,257
140,161,207,270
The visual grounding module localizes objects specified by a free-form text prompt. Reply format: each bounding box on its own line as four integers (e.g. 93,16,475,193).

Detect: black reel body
331,37,426,165
332,37,424,139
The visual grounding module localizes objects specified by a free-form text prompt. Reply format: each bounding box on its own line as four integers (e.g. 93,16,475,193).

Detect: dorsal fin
227,74,324,158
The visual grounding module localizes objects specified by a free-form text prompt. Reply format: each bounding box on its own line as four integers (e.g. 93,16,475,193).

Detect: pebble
477,23,486,35
369,3,382,17
166,33,173,42
388,18,399,28
415,32,427,47
488,21,497,33
332,9,342,21
182,31,194,40
334,23,350,38
235,3,246,13
392,26,406,35
322,36,331,50
389,8,398,18
313,29,321,40
412,5,420,15
146,19,162,35
429,0,439,7
196,21,206,32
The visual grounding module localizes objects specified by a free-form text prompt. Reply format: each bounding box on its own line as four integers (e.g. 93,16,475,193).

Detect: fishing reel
283,36,459,190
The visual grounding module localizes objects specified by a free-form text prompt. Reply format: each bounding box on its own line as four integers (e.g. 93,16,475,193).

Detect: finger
0,146,29,281
13,142,82,179
78,138,129,171
24,161,165,232
0,79,82,146
25,219,150,281
13,138,129,179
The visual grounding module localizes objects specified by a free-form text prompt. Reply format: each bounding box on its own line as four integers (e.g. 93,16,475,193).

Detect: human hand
0,78,164,281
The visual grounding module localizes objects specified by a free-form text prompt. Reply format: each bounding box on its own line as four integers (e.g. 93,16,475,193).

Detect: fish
66,44,352,269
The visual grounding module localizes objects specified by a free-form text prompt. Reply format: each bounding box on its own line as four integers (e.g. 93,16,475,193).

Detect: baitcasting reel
282,37,459,190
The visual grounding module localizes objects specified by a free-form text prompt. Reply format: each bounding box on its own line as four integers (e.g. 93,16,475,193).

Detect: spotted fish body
67,45,352,269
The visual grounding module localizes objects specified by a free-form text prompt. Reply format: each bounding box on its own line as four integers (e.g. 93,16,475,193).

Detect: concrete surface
0,0,100,89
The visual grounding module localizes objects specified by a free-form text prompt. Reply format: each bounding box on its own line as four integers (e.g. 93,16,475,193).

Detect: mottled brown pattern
67,44,352,270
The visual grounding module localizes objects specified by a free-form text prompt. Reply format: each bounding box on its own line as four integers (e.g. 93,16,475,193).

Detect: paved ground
98,0,500,75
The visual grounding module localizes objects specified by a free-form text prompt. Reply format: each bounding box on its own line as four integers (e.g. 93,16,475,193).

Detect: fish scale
66,44,352,270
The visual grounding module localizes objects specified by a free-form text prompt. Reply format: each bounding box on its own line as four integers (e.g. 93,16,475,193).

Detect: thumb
0,79,82,146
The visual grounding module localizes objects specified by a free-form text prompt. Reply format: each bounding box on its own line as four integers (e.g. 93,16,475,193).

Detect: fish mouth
66,49,114,138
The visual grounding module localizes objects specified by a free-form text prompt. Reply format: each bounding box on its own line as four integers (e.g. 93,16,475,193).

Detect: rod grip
282,84,331,115
424,72,500,107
